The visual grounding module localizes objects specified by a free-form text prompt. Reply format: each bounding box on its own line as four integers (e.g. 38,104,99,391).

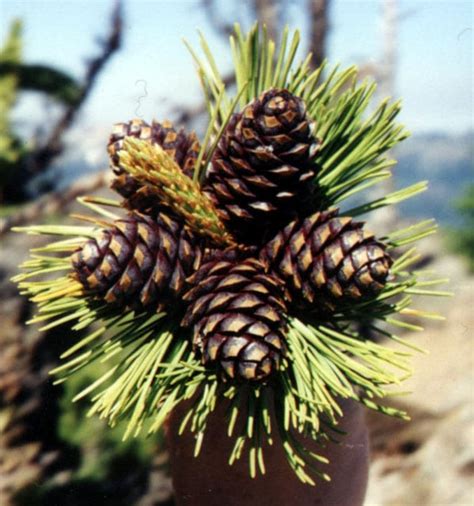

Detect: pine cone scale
72,212,201,311
260,209,393,311
108,119,201,214
203,88,321,242
86,89,393,381
182,256,287,381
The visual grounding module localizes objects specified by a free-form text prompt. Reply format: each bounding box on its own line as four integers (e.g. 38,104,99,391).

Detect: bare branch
254,0,279,42
309,0,330,70
2,1,123,205
202,0,279,42
26,0,123,175
172,102,207,126
202,0,234,38
0,171,112,236
171,73,236,126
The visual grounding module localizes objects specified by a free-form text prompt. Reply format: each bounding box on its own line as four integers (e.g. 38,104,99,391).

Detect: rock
365,250,474,506
366,404,474,505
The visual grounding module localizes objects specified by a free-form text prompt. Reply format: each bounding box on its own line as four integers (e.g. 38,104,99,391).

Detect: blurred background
0,1,472,505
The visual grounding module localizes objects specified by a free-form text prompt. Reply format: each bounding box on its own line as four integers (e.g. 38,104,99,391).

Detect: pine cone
181,255,287,382
108,119,200,213
71,210,201,311
203,88,320,242
260,209,393,311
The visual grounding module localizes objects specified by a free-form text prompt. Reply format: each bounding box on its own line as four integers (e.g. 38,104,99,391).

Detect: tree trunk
255,0,279,43
166,396,368,506
309,0,330,70
0,298,65,505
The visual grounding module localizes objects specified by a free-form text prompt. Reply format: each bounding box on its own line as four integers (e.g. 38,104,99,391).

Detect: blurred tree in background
0,19,81,204
449,184,474,272
202,0,329,69
0,20,25,203
0,1,121,206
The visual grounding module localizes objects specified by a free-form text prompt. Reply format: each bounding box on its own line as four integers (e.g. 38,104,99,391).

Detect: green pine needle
188,22,411,215
12,23,448,486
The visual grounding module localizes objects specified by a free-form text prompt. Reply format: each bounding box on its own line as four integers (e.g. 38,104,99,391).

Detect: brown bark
254,0,279,43
0,170,111,236
309,0,330,70
0,283,72,505
166,396,368,506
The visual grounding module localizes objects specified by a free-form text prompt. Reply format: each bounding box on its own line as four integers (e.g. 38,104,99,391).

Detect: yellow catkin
119,138,235,247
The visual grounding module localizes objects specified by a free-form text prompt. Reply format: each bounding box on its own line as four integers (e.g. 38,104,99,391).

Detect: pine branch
13,189,446,485
188,23,410,215
12,24,447,487
0,170,111,236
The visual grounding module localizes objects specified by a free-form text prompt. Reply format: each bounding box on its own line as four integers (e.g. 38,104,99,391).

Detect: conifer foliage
14,24,446,485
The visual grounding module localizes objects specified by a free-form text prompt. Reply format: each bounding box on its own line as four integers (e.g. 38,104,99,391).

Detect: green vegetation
449,184,474,271
0,19,25,198
0,19,81,204
58,362,161,481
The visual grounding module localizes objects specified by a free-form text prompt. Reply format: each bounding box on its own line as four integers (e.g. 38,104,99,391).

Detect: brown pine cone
181,255,287,382
71,210,201,311
203,88,321,243
108,119,200,214
260,209,393,311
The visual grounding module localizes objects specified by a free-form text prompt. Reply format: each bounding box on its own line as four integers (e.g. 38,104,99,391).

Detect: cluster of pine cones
71,89,392,382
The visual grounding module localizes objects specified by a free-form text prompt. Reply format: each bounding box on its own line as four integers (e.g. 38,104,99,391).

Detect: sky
1,0,472,143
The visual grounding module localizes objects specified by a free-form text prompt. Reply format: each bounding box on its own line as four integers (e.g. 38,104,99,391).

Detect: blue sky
1,0,472,136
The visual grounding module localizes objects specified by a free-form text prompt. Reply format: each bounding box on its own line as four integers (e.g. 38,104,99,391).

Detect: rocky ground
365,237,474,506
1,213,472,505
